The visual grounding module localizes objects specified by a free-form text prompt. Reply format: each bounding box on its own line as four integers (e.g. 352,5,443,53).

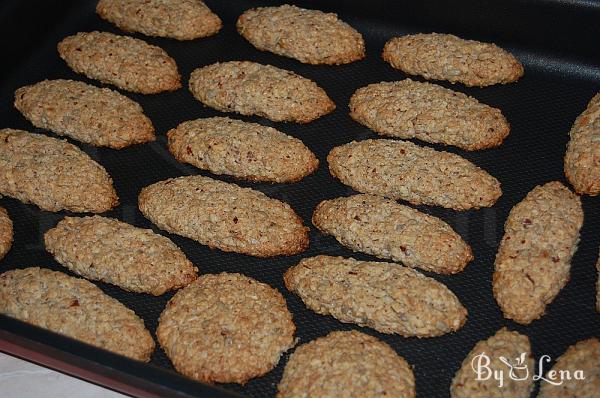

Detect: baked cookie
451,328,534,398
349,79,510,150
188,61,335,123
493,181,583,324
382,33,523,87
58,31,181,94
312,195,473,274
237,5,364,65
0,208,13,261
167,117,318,183
564,92,600,195
0,267,154,361
14,79,155,149
538,338,600,398
328,139,501,210
277,330,415,398
44,216,198,295
285,256,467,337
96,0,222,40
157,272,295,384
138,175,308,257
0,129,118,213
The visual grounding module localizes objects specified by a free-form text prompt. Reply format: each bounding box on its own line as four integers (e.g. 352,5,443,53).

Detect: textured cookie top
58,31,181,94
14,79,155,148
349,79,510,150
0,267,155,361
564,92,600,195
328,139,501,210
277,330,415,398
44,216,198,295
138,175,309,257
0,207,13,261
312,195,473,274
538,338,600,398
237,5,365,65
188,61,335,123
383,33,523,87
285,256,467,337
0,129,118,213
157,272,295,384
451,328,533,398
97,0,222,40
167,117,319,183
493,181,583,325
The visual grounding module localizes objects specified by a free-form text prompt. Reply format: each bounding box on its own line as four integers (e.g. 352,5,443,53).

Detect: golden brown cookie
0,208,13,261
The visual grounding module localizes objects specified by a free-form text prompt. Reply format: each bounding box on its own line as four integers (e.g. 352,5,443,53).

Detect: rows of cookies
0,1,598,397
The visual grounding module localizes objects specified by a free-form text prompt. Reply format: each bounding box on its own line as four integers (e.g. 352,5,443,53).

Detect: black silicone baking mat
1,1,599,397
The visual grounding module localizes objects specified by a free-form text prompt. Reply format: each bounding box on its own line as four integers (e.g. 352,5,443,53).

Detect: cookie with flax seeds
237,4,364,65
167,117,318,183
15,79,155,148
0,267,155,361
138,175,309,257
58,31,181,94
0,129,118,213
188,61,335,123
0,208,12,261
382,33,523,87
44,216,198,296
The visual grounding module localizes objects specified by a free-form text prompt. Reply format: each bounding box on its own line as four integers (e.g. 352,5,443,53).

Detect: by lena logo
471,352,585,387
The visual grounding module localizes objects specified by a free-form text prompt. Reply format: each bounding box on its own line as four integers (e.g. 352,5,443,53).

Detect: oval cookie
285,256,467,337
349,79,510,150
564,92,600,195
167,117,319,183
58,31,181,94
157,273,295,384
538,338,600,398
14,79,155,148
277,330,415,398
493,181,583,325
138,175,308,257
382,33,523,87
328,139,501,210
188,61,335,123
97,0,222,40
0,129,118,213
0,267,154,361
0,208,13,261
312,195,473,274
44,216,198,295
237,5,364,65
451,328,534,398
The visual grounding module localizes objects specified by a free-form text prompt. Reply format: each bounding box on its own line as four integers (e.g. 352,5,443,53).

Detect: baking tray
0,1,599,397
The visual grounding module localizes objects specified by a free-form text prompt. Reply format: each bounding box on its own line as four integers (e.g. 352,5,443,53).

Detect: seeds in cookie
138,175,309,257
188,61,335,123
58,31,181,94
312,195,473,274
0,267,155,361
0,208,12,261
451,328,534,398
96,0,222,40
564,92,600,195
349,79,510,150
277,330,415,398
157,272,295,384
493,181,583,325
14,79,155,149
382,33,523,87
328,139,501,210
237,5,364,65
0,129,118,213
44,216,198,296
167,117,318,183
285,255,467,337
